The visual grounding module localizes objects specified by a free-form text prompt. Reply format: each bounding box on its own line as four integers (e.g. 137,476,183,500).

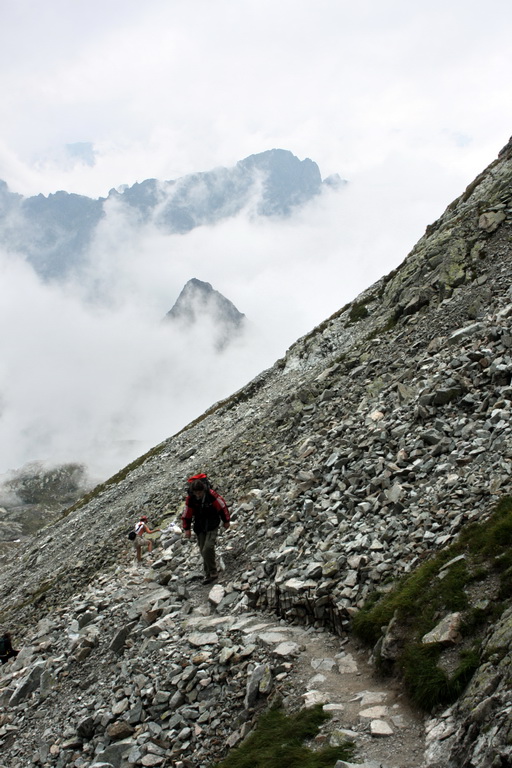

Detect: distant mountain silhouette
0,150,344,281
165,278,245,351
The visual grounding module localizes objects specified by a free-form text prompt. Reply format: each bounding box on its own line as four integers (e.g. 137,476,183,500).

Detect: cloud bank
0,167,452,480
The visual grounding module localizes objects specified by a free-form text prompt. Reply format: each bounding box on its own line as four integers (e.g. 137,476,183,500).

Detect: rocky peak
164,278,246,351
235,148,325,215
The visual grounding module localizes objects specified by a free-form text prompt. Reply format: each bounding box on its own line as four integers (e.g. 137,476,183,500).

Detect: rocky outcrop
424,603,512,768
0,138,511,767
0,462,92,552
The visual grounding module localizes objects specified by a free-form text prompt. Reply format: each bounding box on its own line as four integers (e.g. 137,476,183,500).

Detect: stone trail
0,550,426,768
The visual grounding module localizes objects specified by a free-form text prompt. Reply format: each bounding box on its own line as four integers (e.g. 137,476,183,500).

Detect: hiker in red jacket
181,477,230,584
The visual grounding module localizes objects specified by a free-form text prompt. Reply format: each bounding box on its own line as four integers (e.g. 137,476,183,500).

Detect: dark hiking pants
196,529,218,577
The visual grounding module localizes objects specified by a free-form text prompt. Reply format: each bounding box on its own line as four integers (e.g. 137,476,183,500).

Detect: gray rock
244,664,272,709
422,612,463,645
94,739,134,768
9,662,45,706
110,621,138,654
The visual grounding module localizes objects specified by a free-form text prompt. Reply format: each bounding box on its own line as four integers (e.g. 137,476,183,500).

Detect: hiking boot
202,572,218,585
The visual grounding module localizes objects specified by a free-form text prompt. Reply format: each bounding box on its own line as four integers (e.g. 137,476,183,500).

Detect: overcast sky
0,0,511,481
1,0,511,199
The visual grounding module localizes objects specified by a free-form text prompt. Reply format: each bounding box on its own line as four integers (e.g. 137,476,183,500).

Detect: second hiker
181,475,230,584
133,515,161,563
0,631,19,664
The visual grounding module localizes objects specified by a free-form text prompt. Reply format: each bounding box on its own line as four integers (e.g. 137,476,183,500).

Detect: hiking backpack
186,473,214,493
127,520,146,540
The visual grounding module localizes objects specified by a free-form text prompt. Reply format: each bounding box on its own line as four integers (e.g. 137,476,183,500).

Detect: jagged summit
164,278,245,350
0,149,339,281
0,138,512,767
234,148,324,215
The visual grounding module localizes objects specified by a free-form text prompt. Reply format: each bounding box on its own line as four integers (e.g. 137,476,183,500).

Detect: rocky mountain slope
0,137,511,768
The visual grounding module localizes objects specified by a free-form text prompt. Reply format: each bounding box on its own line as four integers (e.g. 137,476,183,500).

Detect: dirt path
141,557,427,767
289,629,426,767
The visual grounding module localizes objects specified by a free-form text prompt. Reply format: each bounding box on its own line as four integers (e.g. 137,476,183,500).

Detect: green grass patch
497,566,512,600
212,704,354,768
348,300,370,323
403,645,480,711
352,495,512,711
459,495,512,556
352,553,467,646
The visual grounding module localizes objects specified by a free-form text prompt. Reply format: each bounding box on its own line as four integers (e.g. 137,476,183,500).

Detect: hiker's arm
181,497,193,537
144,524,161,535
212,491,230,526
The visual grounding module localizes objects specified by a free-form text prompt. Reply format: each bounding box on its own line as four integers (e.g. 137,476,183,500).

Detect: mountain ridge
0,149,339,281
0,137,511,768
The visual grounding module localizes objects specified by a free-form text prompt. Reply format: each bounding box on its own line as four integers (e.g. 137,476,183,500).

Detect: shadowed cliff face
0,138,511,768
0,462,93,550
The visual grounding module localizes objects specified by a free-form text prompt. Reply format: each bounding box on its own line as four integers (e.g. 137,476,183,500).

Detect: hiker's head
140,515,148,522
190,479,206,498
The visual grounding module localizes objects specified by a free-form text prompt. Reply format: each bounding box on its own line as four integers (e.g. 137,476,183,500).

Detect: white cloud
0,0,510,197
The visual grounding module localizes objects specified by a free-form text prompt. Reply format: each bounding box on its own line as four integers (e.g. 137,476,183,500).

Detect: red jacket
181,489,230,534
